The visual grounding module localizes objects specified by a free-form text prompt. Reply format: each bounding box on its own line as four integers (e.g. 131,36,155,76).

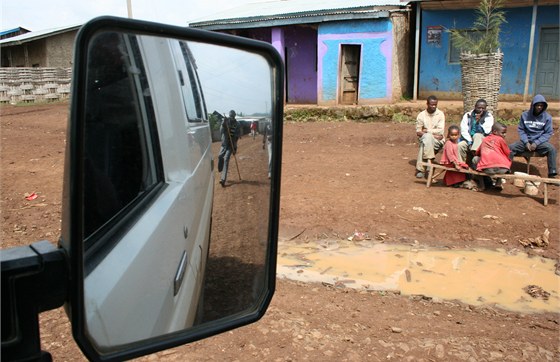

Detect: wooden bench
515,151,546,174
420,161,560,206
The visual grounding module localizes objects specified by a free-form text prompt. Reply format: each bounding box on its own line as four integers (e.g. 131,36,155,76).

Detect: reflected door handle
174,250,187,296
183,226,188,239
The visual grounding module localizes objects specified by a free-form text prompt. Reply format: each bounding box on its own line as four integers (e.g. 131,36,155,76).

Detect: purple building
189,1,413,106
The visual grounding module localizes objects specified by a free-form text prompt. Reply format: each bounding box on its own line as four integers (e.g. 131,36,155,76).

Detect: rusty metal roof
189,0,411,29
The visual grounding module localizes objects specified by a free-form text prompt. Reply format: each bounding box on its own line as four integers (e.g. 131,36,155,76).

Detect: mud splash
277,240,559,313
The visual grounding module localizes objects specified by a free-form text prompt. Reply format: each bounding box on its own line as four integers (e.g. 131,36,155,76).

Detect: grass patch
392,112,415,124
495,117,519,126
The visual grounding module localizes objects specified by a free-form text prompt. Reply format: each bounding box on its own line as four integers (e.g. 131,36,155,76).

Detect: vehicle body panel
83,35,214,348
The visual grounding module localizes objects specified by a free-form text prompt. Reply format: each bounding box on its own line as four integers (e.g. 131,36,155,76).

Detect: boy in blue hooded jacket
509,94,557,178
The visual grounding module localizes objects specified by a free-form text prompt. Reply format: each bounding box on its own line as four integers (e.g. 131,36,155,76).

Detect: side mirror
59,16,283,361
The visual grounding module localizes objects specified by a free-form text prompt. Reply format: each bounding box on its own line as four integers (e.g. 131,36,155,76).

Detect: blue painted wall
419,5,559,98
318,19,393,104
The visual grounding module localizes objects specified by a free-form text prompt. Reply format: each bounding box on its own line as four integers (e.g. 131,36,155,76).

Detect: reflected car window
176,40,206,122
83,32,161,248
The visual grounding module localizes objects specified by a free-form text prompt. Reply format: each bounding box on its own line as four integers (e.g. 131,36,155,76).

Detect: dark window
83,32,161,250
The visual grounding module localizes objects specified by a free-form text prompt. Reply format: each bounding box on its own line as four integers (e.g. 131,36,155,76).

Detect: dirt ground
1,101,559,361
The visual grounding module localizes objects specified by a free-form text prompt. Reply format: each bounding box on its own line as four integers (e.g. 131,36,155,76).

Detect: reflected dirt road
201,134,270,322
278,239,559,313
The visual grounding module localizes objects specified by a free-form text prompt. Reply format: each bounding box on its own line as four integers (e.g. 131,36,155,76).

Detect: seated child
440,125,470,186
473,122,511,189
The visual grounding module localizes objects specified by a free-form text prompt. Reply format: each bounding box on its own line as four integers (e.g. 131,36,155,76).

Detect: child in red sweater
473,122,512,189
440,125,470,186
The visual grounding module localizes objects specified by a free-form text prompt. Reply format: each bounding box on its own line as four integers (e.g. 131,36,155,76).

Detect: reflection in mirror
189,42,273,322
81,30,274,352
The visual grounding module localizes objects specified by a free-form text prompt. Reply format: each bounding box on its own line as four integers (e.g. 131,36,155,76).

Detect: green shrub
448,0,506,55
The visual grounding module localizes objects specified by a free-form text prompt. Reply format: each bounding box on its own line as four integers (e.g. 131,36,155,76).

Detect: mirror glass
79,30,275,351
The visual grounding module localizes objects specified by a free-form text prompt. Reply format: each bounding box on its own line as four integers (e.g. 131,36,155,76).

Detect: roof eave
0,26,81,47
190,8,409,30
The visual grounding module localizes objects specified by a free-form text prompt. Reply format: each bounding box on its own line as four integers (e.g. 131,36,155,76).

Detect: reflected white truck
83,35,213,348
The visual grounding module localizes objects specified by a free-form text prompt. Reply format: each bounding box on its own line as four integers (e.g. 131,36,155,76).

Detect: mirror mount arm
1,240,69,362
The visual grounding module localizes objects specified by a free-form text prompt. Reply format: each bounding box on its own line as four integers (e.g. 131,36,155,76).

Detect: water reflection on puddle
277,240,559,313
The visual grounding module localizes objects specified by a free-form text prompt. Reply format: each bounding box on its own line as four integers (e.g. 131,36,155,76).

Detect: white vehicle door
80,32,212,349
168,39,214,303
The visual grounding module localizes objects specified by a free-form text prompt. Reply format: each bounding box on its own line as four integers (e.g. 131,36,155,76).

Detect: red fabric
475,134,512,171
440,140,467,186
443,169,466,186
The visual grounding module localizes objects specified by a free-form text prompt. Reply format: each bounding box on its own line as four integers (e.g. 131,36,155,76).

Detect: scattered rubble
375,233,388,242
522,285,550,300
519,228,550,248
348,231,369,241
412,206,448,218
461,179,479,191
24,192,38,201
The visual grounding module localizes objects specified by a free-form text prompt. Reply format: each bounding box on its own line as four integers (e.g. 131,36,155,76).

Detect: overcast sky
1,0,267,31
1,0,275,115
189,42,273,116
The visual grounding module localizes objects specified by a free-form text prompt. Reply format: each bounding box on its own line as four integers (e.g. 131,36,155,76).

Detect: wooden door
339,45,361,105
535,28,559,99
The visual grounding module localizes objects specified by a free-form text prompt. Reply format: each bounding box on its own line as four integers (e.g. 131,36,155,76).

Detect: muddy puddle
277,240,559,313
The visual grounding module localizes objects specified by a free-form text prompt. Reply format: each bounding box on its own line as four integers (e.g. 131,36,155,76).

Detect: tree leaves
449,0,507,55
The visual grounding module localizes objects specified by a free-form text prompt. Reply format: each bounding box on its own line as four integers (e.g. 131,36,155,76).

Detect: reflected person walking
218,110,241,187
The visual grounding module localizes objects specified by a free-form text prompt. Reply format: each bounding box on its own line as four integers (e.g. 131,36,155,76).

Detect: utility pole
127,0,133,18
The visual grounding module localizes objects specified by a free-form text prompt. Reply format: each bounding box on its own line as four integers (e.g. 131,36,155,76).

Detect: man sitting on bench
509,94,557,178
415,95,446,179
458,99,494,165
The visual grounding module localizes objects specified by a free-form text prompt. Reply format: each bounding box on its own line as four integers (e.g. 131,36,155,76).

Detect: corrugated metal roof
189,0,410,28
0,27,31,37
0,24,81,46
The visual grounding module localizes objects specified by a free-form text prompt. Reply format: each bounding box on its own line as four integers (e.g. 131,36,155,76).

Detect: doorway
338,45,361,105
535,28,559,100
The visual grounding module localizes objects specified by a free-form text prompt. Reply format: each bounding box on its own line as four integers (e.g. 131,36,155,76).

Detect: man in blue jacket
509,94,557,178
